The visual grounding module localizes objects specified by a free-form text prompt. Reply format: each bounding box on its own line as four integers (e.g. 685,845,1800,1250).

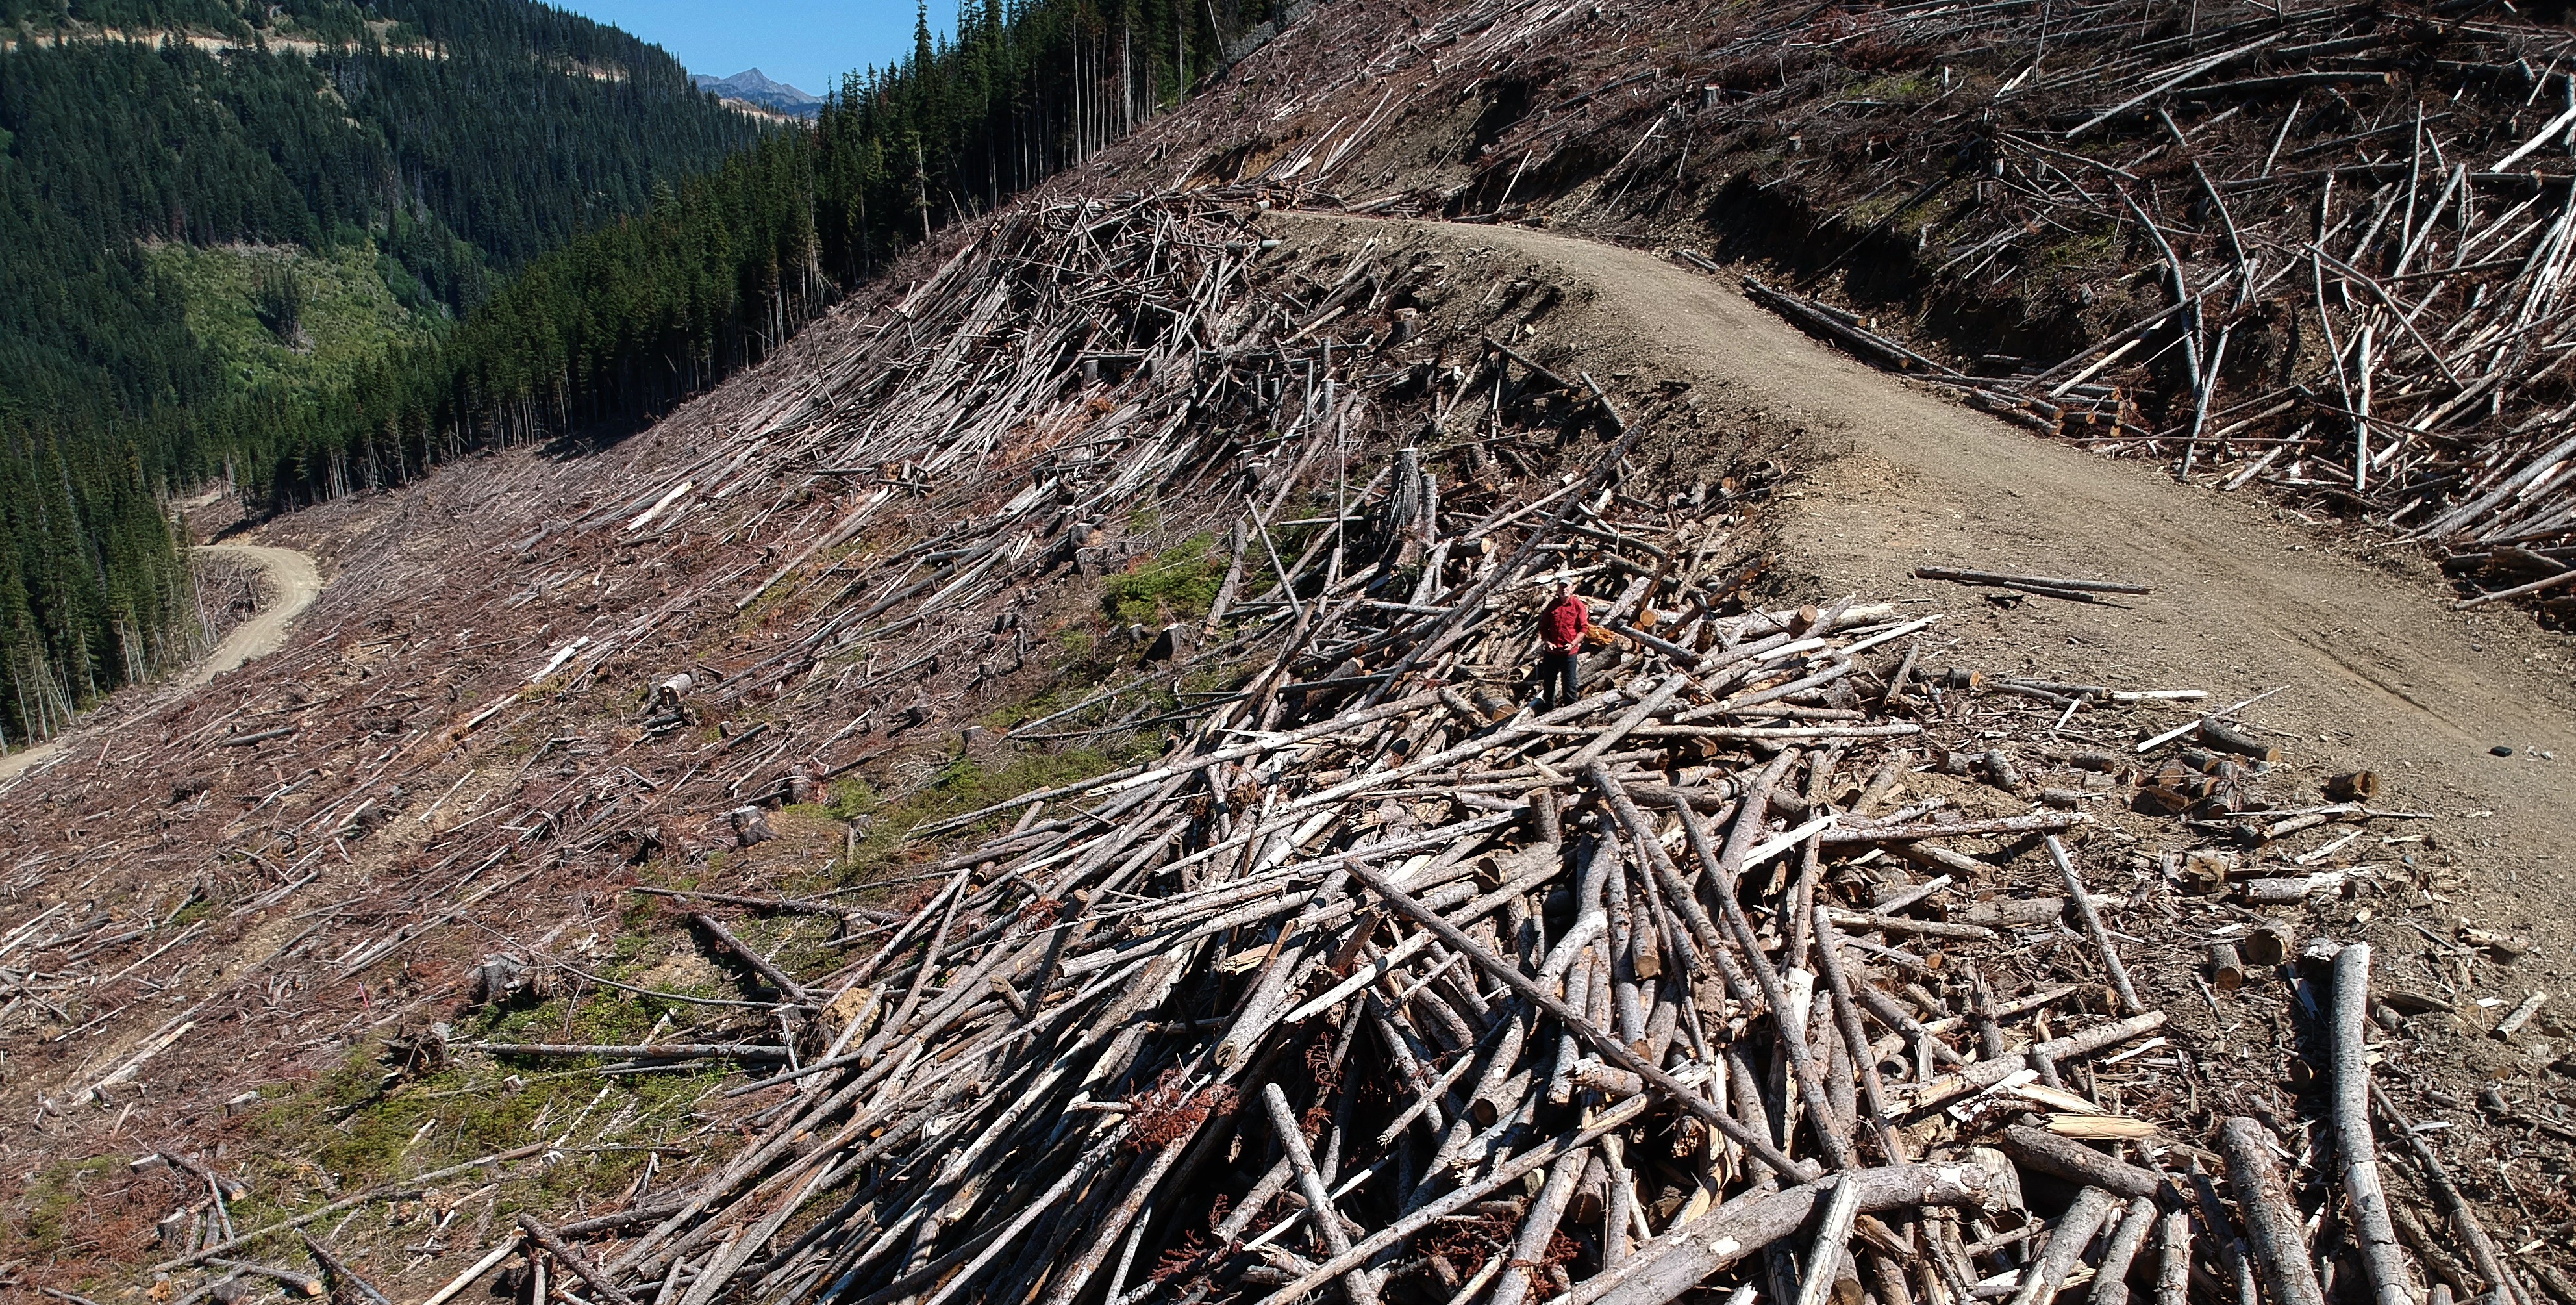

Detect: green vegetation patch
225,995,730,1249
146,239,445,393
831,744,1151,881
12,1156,120,1259
1847,72,1935,104
1100,532,1225,626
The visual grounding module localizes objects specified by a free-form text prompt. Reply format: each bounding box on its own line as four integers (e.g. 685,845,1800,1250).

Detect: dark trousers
1538,648,1580,710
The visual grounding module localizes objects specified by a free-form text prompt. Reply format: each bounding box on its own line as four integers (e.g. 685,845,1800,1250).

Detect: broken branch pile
444,466,2517,1304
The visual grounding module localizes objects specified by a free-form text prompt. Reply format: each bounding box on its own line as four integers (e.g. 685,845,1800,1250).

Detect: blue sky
560,1,946,99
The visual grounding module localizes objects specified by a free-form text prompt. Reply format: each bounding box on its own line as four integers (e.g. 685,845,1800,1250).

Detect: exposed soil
180,546,326,688
0,544,325,785
1286,207,2576,1014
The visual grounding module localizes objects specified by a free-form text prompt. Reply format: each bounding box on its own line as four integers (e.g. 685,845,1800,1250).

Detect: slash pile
361,482,2525,1305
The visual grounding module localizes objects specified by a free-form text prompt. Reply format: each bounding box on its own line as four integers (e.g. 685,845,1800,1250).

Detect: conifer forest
0,0,1275,744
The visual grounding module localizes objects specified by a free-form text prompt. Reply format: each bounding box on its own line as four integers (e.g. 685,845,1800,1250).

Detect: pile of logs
10,184,2556,1304
357,462,2527,1305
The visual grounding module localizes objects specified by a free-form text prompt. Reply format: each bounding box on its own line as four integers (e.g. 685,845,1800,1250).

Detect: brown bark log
1997,1125,2166,1198
2220,1116,2328,1305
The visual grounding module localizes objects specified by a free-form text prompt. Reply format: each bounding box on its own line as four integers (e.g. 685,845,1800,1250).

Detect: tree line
1,0,1289,746
0,0,766,744
238,0,1292,508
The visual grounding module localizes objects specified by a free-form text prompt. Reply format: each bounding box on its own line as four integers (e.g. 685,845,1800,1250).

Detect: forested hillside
0,0,764,744
234,0,1294,501
1,0,1292,748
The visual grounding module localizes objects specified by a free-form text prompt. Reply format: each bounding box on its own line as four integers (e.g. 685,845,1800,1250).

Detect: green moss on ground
12,1156,119,1258
1100,533,1224,626
218,991,730,1258
829,743,1151,889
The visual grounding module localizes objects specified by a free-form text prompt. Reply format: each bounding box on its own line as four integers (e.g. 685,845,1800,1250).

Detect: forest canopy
0,0,1290,747
0,0,765,742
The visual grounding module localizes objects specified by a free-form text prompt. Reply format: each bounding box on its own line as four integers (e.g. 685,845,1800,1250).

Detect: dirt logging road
1301,212,2576,978
181,544,325,687
0,543,323,783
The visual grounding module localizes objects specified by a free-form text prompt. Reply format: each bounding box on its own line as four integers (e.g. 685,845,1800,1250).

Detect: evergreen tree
0,0,1290,743
0,0,764,742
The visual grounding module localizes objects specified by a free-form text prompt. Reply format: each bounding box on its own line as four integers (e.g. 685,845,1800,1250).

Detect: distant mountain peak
726,68,810,98
693,68,821,116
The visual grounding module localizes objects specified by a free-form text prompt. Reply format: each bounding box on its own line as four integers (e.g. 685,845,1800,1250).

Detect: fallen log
2221,1116,2329,1305
521,1215,640,1305
1562,1165,1997,1305
463,1041,793,1061
1997,1124,2167,1198
1914,566,2151,594
299,1234,391,1305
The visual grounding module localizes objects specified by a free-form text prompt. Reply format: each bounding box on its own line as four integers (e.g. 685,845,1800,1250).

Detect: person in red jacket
1536,581,1587,709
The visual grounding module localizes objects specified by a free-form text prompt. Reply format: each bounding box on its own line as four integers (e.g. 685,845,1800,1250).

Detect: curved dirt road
183,544,325,686
0,543,323,781
1297,213,2575,975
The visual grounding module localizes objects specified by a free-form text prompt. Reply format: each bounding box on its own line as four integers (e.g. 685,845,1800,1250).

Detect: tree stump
731,805,778,847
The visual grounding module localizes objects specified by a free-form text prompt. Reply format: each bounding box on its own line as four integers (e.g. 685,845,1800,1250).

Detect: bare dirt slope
1299,212,2576,982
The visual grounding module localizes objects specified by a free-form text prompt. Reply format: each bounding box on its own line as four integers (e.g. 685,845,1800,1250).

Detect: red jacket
1540,595,1588,652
